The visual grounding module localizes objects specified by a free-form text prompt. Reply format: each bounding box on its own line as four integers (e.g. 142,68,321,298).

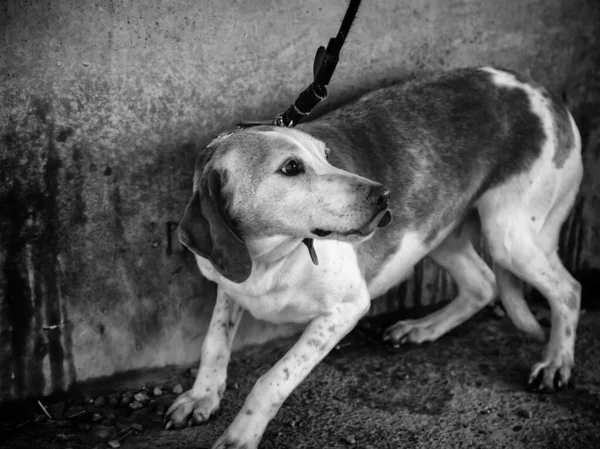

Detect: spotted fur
168,67,583,449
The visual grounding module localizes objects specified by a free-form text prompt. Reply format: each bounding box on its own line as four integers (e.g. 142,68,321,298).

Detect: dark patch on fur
307,338,322,348
565,326,572,337
497,68,575,168
566,288,580,311
298,67,546,280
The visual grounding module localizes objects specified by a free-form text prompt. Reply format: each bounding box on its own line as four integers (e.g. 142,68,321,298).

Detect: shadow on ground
2,309,599,449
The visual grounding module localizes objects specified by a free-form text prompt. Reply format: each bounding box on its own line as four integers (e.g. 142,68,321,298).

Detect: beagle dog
165,67,583,448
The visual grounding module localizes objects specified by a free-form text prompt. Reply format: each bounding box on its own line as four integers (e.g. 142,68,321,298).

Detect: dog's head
178,126,391,283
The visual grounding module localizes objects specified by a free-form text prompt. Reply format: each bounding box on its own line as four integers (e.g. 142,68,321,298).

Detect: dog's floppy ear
178,169,252,283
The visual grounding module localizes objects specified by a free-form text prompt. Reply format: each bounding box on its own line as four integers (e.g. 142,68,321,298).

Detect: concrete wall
1,0,599,403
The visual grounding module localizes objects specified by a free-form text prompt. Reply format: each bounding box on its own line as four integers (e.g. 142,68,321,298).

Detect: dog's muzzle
360,185,392,234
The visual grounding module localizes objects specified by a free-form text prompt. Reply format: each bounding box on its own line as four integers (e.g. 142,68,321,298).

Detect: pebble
108,394,120,407
172,384,183,394
106,412,117,421
120,392,133,407
153,386,163,397
517,408,533,419
133,392,150,403
342,434,357,444
93,396,107,407
92,413,103,422
131,423,143,431
129,401,143,410
95,426,112,439
108,441,121,448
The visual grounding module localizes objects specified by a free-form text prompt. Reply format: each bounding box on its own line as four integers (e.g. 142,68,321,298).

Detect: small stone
95,426,112,439
517,408,533,419
108,441,121,448
172,384,183,395
92,413,103,422
152,386,163,397
133,392,150,403
129,401,143,410
94,396,107,407
131,423,143,431
120,392,133,406
106,412,117,421
108,394,119,407
342,434,356,444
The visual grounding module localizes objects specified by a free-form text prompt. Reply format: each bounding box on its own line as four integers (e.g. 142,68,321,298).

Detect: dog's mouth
358,208,392,235
311,208,392,238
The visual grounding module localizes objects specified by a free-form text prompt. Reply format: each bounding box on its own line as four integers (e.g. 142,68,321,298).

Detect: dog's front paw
528,351,574,391
164,389,221,429
212,435,256,449
383,319,437,344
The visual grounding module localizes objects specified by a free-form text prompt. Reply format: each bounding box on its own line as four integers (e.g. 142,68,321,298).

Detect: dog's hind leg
165,288,244,429
495,266,546,341
478,156,582,389
383,217,497,344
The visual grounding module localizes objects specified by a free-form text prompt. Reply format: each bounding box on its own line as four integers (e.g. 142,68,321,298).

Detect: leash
239,0,363,266
238,0,362,129
170,2,363,264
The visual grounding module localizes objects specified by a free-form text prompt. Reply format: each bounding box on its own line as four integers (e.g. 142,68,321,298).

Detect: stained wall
1,0,599,402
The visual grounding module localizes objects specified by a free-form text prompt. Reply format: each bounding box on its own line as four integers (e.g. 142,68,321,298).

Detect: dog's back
298,67,580,282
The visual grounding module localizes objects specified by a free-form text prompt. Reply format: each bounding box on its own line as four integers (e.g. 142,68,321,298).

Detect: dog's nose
368,185,390,209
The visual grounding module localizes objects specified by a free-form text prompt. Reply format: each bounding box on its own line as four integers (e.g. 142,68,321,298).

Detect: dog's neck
245,235,304,265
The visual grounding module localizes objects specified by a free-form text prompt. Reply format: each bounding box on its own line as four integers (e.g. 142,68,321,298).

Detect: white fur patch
367,231,427,299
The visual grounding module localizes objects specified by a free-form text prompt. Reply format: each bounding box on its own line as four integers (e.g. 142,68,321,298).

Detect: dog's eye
280,160,303,176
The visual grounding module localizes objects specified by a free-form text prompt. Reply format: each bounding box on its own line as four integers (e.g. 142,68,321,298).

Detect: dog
165,67,583,448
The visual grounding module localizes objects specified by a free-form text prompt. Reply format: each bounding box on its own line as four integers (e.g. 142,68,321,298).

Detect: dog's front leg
212,296,370,449
165,287,243,429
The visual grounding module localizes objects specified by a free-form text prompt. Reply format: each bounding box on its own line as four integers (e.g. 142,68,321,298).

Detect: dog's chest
196,243,365,324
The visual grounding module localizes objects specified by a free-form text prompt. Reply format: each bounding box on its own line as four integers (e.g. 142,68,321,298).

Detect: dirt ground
1,307,599,449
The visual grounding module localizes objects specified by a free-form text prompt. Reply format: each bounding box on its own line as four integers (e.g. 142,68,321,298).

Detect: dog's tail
495,266,546,342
